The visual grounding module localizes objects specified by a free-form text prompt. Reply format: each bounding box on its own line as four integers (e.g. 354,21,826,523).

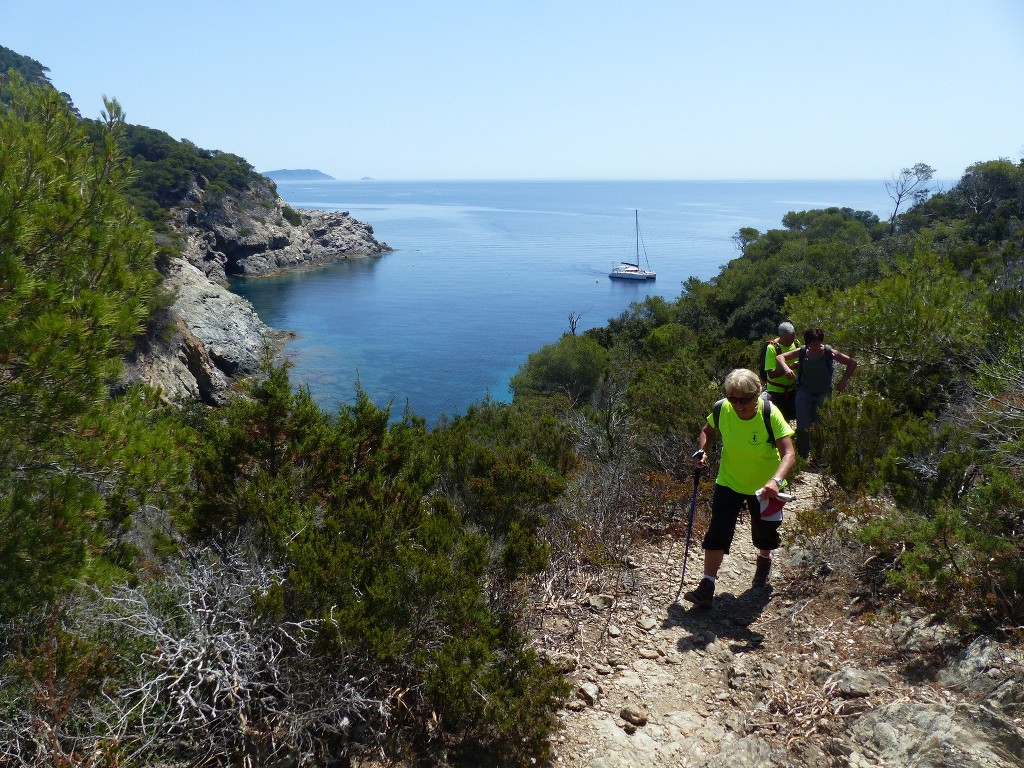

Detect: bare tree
568,311,583,335
886,163,935,233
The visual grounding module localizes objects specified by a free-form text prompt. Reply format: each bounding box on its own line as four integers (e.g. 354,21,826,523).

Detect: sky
4,1,1023,181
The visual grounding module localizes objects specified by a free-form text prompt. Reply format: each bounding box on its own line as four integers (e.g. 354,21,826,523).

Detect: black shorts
766,388,796,421
702,483,783,553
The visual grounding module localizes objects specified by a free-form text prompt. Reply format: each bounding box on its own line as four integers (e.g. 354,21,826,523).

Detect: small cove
232,179,895,424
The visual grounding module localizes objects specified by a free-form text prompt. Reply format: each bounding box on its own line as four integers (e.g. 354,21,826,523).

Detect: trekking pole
672,465,702,603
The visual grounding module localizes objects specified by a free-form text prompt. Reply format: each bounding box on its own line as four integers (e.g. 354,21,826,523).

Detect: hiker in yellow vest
685,369,796,608
762,321,800,421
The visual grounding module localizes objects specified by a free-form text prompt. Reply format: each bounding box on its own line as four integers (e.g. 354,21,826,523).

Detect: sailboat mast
635,209,639,264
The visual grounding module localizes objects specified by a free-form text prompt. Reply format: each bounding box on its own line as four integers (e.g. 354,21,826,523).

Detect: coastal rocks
166,259,273,375
171,179,391,281
124,258,283,404
123,312,229,405
226,209,389,277
126,178,391,404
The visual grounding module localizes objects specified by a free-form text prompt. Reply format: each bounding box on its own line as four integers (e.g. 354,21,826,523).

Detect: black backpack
758,338,782,385
711,392,777,445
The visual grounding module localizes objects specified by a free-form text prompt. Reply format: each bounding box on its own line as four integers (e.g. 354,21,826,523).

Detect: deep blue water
231,180,894,424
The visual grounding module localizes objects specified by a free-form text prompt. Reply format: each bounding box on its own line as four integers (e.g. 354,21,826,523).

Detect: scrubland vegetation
2,55,1023,766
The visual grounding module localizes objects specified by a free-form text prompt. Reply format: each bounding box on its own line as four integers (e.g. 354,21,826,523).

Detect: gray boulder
847,636,1024,768
850,699,1024,768
937,635,1024,716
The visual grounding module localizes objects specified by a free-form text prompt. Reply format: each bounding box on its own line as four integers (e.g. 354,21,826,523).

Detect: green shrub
813,395,897,494
859,470,1024,632
0,78,189,619
511,334,609,405
189,363,569,764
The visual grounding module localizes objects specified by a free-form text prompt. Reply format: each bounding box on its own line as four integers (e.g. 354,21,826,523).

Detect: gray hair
724,369,762,397
778,321,795,335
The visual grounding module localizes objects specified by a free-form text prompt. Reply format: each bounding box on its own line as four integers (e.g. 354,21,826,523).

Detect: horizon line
262,175,949,184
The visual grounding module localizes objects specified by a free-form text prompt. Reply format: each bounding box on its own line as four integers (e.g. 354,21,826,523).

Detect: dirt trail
539,471,934,767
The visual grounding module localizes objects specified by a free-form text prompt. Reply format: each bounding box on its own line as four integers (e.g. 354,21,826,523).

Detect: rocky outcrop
125,178,391,404
169,178,391,283
124,259,287,405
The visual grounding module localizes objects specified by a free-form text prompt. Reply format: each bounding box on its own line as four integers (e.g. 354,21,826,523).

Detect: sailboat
609,210,656,280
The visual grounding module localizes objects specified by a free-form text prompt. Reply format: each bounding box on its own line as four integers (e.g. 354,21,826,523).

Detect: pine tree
0,75,186,617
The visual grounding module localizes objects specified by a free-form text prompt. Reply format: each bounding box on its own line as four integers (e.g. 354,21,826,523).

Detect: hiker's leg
749,512,778,552
703,549,725,578
702,484,742,558
747,496,782,550
685,487,738,609
749,498,783,587
753,553,773,586
794,390,813,458
697,484,742,582
808,392,828,426
783,390,796,421
803,392,830,461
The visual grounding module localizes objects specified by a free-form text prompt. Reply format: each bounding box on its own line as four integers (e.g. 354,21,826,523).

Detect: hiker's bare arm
762,435,796,498
775,348,799,379
833,349,858,392
693,424,715,467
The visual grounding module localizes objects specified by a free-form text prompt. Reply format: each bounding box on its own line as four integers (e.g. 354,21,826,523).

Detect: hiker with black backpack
760,321,800,421
683,369,796,609
774,327,858,461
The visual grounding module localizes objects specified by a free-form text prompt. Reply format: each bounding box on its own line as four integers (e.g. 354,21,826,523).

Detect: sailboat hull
609,263,656,280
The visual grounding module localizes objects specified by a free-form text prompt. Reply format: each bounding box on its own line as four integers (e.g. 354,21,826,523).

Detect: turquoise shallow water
231,180,894,425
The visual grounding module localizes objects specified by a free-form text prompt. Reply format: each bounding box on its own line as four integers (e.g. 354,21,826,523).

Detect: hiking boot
683,577,715,608
752,555,772,587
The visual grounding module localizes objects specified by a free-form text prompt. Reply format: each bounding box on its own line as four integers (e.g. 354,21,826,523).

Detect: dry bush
0,540,387,767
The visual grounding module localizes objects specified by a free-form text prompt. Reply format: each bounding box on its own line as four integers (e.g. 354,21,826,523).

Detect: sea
230,180,895,425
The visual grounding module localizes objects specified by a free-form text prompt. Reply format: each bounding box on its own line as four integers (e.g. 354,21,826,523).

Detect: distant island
262,169,335,181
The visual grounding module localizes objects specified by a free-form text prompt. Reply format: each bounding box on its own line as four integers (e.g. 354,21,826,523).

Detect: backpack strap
760,391,776,445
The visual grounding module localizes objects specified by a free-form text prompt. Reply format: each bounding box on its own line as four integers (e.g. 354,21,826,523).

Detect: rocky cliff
124,178,391,404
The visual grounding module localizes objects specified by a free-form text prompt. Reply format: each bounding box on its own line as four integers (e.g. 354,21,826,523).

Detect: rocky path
539,472,1024,768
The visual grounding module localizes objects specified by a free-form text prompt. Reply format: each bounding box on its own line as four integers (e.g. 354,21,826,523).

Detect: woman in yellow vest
685,369,796,608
